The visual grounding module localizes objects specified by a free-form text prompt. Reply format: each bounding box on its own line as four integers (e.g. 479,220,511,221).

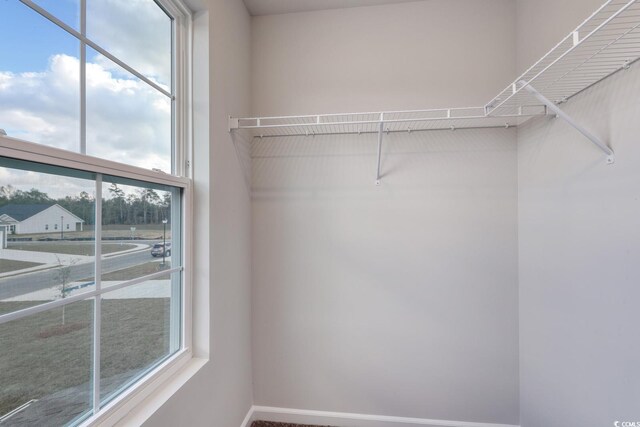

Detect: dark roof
0,204,55,222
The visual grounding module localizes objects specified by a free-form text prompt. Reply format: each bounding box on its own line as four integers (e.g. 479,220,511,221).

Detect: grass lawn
0,259,43,274
8,243,137,256
101,262,172,281
13,225,172,242
0,298,172,422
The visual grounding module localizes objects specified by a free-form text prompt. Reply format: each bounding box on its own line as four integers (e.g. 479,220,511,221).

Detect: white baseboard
240,405,520,427
240,406,257,427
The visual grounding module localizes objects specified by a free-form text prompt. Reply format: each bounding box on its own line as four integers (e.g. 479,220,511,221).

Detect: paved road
0,246,161,300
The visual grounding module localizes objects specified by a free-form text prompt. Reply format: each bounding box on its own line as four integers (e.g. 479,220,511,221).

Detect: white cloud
0,73,12,91
0,53,172,197
0,57,80,152
87,0,172,86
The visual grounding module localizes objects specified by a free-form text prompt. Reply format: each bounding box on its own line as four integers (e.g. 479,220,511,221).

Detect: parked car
151,242,171,257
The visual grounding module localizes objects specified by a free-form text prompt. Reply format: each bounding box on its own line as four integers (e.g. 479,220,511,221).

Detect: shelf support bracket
228,116,239,133
375,120,384,185
519,81,615,164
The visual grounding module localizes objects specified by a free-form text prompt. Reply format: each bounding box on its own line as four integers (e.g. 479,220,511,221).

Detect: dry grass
0,259,43,274
100,262,171,282
37,322,89,339
8,243,137,256
0,298,172,418
13,225,172,242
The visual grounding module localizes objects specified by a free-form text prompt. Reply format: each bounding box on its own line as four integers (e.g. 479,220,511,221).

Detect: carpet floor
251,422,333,427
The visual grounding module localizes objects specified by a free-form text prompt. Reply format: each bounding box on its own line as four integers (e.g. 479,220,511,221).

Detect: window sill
78,350,208,427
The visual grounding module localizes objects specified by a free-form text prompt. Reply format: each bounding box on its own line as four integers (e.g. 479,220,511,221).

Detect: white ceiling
243,0,422,16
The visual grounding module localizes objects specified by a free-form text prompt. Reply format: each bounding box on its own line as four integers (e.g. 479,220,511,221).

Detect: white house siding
16,205,83,235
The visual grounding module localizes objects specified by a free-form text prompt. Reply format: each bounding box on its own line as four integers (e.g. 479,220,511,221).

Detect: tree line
0,184,171,226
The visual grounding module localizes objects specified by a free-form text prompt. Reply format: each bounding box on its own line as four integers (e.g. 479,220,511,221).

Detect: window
0,1,192,426
0,0,183,173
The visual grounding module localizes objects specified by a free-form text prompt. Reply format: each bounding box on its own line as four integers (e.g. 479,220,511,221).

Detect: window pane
86,47,172,173
87,0,172,88
32,0,80,30
0,2,80,151
100,273,180,404
0,158,96,311
100,177,178,288
0,299,93,426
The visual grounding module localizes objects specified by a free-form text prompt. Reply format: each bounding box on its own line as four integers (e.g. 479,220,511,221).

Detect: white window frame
0,0,195,425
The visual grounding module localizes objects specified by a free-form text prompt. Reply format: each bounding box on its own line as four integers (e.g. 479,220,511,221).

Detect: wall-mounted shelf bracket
375,117,384,185
229,116,239,133
519,81,615,164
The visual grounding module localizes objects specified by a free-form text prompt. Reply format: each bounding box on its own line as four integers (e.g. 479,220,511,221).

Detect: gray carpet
251,422,333,427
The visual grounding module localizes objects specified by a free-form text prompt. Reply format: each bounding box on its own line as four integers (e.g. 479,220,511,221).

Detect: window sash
0,151,190,422
16,0,190,175
0,135,189,188
0,0,193,424
0,146,189,324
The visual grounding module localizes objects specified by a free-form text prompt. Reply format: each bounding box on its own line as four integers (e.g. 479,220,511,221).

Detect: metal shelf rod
375,120,384,185
249,124,527,139
237,106,491,123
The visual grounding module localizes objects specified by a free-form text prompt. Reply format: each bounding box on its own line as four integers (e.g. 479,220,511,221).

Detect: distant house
0,204,84,235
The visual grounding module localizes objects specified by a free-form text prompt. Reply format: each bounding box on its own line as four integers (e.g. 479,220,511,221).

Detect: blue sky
0,0,79,72
0,0,171,80
0,0,173,195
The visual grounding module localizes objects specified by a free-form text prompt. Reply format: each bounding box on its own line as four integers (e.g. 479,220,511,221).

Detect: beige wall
142,0,254,425
251,1,520,424
135,1,640,426
252,0,517,115
517,61,640,427
516,1,640,426
515,0,603,73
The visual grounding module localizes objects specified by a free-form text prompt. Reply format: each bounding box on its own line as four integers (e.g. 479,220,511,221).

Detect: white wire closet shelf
230,0,640,182
230,106,546,137
487,0,640,117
